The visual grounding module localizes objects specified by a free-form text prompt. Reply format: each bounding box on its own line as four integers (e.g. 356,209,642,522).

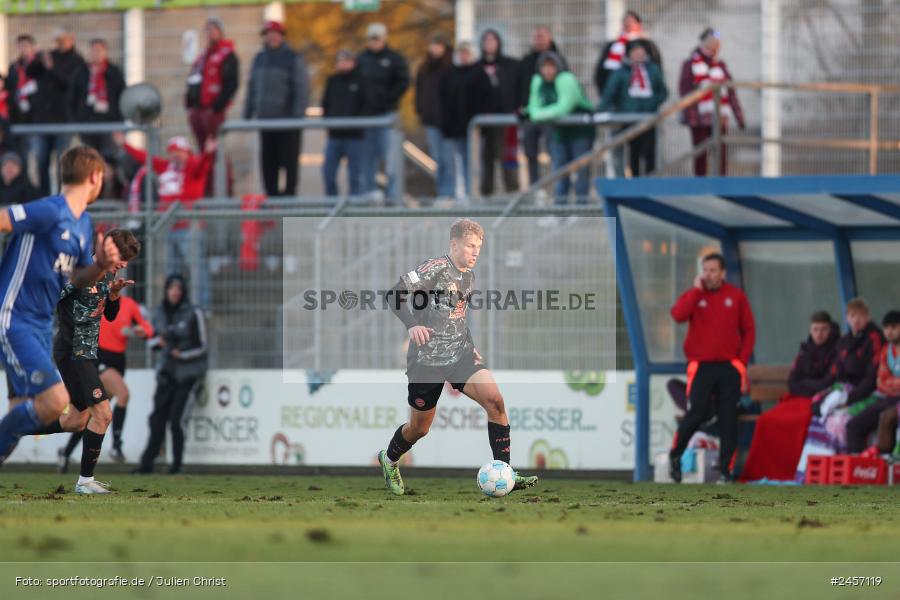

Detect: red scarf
15,60,38,114
627,62,652,98
191,39,235,109
0,88,8,120
603,29,642,71
691,49,732,119
87,60,110,114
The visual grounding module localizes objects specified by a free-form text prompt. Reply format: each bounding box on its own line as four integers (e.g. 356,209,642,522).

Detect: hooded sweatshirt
477,30,521,114
788,321,840,397
152,275,208,382
526,51,594,142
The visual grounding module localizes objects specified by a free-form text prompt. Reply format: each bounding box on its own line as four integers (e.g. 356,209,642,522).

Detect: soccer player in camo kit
378,218,538,495
32,229,140,494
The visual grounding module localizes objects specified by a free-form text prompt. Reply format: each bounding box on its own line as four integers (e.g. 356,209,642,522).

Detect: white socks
77,476,94,485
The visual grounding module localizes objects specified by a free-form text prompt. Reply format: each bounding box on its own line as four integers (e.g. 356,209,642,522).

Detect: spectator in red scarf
185,17,239,149
594,11,662,100
5,35,41,186
72,38,125,158
679,28,745,176
116,132,215,309
598,40,668,176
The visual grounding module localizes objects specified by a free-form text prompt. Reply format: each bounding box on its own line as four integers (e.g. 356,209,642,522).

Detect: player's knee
93,404,113,429
118,390,130,406
45,393,69,417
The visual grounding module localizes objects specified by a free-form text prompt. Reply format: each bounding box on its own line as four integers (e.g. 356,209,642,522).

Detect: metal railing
214,113,403,201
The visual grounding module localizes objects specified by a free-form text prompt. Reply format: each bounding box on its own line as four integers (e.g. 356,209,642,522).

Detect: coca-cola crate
830,455,887,485
804,455,832,485
889,461,900,486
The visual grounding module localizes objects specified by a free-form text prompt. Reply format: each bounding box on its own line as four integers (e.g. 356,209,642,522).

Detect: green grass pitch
1,473,898,599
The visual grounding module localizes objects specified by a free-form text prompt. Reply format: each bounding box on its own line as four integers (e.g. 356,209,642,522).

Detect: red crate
830,455,887,485
805,455,832,485
889,462,900,486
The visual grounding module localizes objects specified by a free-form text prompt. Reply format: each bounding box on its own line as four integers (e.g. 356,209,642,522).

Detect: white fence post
761,0,782,176
123,8,146,149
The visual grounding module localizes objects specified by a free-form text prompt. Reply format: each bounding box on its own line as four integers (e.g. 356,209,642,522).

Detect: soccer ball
477,460,515,497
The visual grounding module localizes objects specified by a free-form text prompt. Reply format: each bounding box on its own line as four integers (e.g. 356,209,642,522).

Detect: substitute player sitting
378,218,538,495
35,229,140,493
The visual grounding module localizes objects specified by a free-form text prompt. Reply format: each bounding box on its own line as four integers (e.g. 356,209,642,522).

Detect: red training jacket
670,281,755,365
99,295,155,354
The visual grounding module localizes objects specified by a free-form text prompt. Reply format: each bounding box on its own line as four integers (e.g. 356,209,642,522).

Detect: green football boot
379,450,405,496
512,472,539,491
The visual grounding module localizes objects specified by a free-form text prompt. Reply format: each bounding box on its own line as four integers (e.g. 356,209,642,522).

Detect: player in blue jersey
0,146,121,464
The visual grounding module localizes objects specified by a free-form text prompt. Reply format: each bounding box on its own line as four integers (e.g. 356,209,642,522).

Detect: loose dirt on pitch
1,473,897,563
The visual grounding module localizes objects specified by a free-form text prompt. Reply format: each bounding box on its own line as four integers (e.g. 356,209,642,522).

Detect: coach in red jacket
668,253,755,483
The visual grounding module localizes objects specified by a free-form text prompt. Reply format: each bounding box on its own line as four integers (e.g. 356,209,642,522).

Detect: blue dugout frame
600,175,900,481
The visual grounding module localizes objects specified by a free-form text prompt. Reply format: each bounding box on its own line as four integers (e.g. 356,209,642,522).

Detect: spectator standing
321,50,366,197
186,17,238,149
518,26,567,186
244,20,310,198
116,132,215,310
669,253,756,483
846,310,900,453
5,35,40,156
25,28,87,196
816,298,885,417
72,38,125,158
477,29,520,197
0,152,40,205
415,33,454,199
357,23,410,203
787,310,840,398
438,41,491,201
679,28,745,176
599,40,668,177
135,275,208,475
594,10,662,99
526,52,595,204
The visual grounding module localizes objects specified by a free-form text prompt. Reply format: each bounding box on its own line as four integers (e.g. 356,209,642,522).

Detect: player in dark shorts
378,218,538,495
59,288,153,467
34,229,141,493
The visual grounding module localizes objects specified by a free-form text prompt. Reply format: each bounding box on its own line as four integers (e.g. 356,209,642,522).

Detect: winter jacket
594,36,661,98
477,30,520,114
438,64,492,139
186,40,239,112
678,47,745,129
151,276,208,383
71,61,126,123
415,55,451,127
877,343,900,398
0,172,41,206
829,321,885,404
357,46,410,115
526,56,594,142
244,42,310,120
598,59,668,114
5,59,39,124
670,281,756,365
26,48,87,122
788,322,840,397
518,41,567,108
322,67,366,139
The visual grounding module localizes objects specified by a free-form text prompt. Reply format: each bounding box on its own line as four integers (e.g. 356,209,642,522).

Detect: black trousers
671,361,741,474
628,128,656,177
480,127,519,196
139,371,199,472
260,130,302,197
846,395,900,453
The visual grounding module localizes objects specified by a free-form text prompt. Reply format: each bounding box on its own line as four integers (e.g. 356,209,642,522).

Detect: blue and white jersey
0,195,94,330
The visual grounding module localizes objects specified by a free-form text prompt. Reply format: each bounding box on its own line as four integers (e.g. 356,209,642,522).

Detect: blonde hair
450,218,484,241
846,297,870,316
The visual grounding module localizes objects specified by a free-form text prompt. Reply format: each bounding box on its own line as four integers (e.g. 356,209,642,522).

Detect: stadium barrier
7,369,680,470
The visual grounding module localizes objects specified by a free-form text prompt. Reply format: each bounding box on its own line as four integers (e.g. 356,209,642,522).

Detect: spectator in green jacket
599,40,668,177
526,51,595,204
